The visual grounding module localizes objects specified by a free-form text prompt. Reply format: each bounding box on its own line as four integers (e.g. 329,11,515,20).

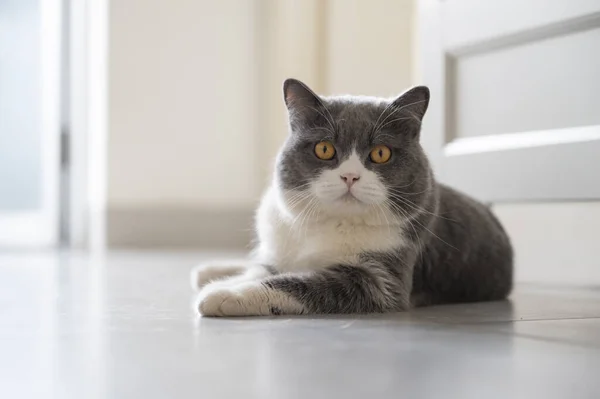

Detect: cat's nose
340,173,360,187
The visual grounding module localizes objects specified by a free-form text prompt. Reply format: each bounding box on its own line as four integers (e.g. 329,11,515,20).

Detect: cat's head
276,78,433,220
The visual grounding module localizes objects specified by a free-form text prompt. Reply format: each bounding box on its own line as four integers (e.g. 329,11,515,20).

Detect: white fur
197,279,305,317
255,150,406,273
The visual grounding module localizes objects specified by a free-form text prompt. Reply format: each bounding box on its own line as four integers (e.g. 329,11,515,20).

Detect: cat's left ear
391,86,430,123
282,78,325,130
283,78,321,110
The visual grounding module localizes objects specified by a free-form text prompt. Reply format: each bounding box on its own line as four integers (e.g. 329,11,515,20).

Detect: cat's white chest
256,190,406,271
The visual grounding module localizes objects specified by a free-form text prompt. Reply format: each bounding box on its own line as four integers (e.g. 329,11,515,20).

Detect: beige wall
106,0,417,247
324,0,416,96
109,0,260,209
255,0,326,186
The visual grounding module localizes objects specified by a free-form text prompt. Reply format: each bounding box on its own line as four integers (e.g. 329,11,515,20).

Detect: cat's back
412,183,513,305
436,183,510,245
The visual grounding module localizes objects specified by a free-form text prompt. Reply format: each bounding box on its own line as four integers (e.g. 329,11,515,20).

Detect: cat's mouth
340,191,362,203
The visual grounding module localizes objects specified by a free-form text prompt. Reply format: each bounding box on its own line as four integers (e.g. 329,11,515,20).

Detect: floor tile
1,251,599,399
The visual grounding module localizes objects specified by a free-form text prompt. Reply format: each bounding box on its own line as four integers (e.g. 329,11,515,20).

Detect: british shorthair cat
192,79,513,316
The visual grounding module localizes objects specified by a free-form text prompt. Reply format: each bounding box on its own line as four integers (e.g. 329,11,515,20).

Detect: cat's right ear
283,78,322,127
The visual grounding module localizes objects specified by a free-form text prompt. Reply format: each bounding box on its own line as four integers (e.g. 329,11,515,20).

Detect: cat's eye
370,145,391,164
314,141,336,160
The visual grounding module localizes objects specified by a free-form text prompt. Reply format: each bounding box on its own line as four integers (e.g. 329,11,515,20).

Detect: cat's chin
339,192,361,203
320,195,375,216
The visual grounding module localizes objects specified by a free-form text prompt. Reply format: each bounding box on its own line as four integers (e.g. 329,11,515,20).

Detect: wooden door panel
419,0,600,202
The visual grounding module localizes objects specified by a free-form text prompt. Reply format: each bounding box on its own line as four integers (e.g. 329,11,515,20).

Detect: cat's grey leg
197,252,415,317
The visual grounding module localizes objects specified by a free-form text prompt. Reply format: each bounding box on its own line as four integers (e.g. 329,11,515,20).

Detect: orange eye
370,145,391,164
314,141,336,160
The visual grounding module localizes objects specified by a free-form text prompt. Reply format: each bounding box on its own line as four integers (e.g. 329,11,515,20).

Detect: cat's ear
283,78,320,109
390,86,430,123
283,78,324,128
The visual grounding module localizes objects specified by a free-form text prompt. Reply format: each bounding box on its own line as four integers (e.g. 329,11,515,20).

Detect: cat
192,78,513,317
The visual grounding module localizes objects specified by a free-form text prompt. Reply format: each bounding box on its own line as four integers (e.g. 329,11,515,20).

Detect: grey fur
264,252,415,313
260,78,513,314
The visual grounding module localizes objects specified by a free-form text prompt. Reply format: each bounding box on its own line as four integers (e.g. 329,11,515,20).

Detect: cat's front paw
197,282,271,317
196,281,305,317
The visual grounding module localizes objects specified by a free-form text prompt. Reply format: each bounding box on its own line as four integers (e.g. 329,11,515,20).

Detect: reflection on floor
1,251,599,399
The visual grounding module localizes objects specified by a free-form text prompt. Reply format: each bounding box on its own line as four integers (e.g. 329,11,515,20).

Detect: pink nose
340,173,360,187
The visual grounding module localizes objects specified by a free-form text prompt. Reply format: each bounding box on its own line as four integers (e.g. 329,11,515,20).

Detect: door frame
66,0,108,250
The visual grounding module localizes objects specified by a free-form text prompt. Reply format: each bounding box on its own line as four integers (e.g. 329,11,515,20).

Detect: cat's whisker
286,190,308,201
372,133,396,142
284,182,313,192
287,190,312,202
369,204,382,227
387,195,438,220
359,177,427,193
303,200,320,240
375,117,413,132
377,203,393,236
290,196,314,224
412,217,459,252
285,193,312,207
388,197,458,252
391,177,431,189
386,190,430,204
286,97,335,131
385,200,425,265
305,105,337,134
386,192,456,222
372,99,428,135
287,181,313,188
314,98,338,136
294,197,317,235
386,186,432,196
371,100,398,138
301,199,320,239
286,193,313,210
285,186,314,201
306,126,335,137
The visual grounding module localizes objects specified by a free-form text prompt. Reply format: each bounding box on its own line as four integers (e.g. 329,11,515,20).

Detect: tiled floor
1,251,599,399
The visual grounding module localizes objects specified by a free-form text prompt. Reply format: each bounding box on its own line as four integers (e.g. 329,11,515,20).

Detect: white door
0,0,62,248
418,0,600,202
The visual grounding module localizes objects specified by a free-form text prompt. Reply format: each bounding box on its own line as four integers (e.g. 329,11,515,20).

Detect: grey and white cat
192,79,513,316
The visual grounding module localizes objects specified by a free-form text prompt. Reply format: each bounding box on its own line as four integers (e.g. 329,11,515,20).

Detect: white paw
196,281,306,317
191,262,247,289
196,281,271,317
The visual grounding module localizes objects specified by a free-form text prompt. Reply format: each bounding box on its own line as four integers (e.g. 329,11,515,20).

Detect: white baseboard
107,206,255,250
